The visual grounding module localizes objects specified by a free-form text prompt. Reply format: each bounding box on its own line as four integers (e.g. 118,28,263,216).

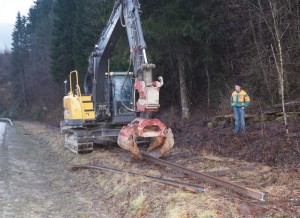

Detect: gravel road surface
0,122,109,218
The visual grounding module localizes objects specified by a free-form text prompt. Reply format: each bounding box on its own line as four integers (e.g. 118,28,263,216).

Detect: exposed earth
0,117,299,217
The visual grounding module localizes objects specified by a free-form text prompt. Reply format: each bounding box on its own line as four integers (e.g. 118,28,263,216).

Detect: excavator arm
87,0,174,158
122,0,163,113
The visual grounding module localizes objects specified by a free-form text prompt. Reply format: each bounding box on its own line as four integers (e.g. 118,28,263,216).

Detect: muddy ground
0,118,299,217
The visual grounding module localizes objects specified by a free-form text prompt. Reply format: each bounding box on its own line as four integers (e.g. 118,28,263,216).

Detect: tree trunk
177,54,190,119
21,67,27,108
269,0,290,140
205,64,210,109
248,9,273,103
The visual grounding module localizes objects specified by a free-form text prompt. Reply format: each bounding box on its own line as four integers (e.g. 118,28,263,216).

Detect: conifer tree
51,0,76,81
11,12,30,107
72,0,113,80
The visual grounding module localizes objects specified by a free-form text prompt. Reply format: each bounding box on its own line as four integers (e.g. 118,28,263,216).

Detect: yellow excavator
61,0,174,158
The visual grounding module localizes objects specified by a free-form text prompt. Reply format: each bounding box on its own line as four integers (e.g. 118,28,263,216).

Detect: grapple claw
148,136,164,152
117,126,140,156
156,128,174,158
117,118,174,158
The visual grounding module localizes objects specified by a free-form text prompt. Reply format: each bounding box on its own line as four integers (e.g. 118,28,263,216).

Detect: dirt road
0,123,5,144
0,122,110,218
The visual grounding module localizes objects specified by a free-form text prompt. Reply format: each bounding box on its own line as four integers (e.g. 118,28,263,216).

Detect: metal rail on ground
141,152,265,201
70,164,205,193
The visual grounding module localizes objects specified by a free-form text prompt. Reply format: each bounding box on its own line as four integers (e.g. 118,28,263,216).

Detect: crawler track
140,152,265,201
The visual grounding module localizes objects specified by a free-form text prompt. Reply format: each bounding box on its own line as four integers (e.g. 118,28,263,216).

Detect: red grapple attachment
117,118,174,158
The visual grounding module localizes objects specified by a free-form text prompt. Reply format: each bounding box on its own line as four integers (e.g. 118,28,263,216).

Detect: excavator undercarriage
61,122,121,154
61,119,174,158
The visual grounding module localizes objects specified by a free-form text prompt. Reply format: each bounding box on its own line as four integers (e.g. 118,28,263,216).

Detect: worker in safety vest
230,85,250,133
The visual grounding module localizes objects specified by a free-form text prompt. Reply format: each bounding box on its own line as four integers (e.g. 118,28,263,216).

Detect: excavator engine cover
118,118,174,158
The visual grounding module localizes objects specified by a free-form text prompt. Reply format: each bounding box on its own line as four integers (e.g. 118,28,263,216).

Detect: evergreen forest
1,0,300,121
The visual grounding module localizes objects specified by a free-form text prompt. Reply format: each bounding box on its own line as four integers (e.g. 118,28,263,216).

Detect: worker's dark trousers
233,107,245,133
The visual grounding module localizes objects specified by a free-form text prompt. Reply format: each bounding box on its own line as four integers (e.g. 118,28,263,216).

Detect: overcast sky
0,0,35,52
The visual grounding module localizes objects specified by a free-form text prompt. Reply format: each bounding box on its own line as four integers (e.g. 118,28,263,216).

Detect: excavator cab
63,71,136,126
108,72,136,124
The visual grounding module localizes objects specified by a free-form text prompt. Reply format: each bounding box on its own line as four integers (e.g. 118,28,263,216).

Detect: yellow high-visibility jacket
230,90,250,108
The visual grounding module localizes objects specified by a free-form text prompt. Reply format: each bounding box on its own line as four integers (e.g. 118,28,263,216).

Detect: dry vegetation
16,113,300,217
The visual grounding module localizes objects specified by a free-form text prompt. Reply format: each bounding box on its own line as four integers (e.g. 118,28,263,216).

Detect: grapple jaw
117,118,174,158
